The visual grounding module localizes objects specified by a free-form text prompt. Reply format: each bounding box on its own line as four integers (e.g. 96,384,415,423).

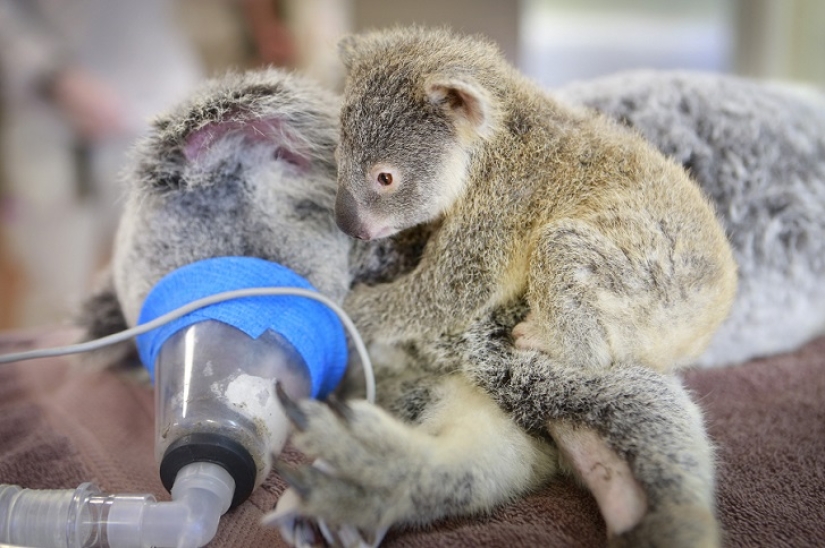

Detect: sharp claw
295,519,324,548
275,379,309,431
337,524,368,548
273,461,313,499
318,520,342,546
326,394,354,422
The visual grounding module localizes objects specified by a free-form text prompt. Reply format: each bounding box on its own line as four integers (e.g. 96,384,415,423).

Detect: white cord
0,288,376,403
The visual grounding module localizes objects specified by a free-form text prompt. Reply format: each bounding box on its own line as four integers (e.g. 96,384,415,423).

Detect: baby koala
310,26,739,546
335,27,737,375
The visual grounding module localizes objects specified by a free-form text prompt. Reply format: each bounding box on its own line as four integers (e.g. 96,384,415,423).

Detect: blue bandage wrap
135,257,347,398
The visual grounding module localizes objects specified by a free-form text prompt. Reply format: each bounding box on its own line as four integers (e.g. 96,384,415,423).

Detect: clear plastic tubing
0,320,322,548
0,461,234,548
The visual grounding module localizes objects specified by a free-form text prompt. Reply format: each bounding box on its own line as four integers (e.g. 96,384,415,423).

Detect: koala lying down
81,68,825,547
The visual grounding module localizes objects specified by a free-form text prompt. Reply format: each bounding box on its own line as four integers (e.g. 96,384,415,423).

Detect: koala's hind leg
268,375,558,536
463,330,720,547
515,218,727,371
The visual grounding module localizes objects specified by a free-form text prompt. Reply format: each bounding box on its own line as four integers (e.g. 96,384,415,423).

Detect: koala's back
558,70,825,277
557,71,825,365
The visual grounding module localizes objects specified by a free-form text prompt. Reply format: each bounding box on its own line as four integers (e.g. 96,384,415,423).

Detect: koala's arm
267,374,558,539
344,227,498,344
344,268,450,344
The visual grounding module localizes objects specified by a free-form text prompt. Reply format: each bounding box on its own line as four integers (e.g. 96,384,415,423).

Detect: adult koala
80,68,825,547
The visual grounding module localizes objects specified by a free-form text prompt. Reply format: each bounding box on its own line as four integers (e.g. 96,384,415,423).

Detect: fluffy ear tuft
135,70,339,193
138,112,313,193
183,116,302,165
338,35,363,70
426,77,497,141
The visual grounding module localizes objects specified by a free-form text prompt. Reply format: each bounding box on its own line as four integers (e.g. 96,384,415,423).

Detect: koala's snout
334,188,396,240
335,188,371,240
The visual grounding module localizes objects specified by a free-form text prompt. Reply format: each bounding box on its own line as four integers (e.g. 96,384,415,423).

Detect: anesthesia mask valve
136,256,349,510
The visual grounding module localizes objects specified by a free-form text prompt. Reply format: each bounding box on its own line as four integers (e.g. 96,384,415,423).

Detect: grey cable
0,288,376,403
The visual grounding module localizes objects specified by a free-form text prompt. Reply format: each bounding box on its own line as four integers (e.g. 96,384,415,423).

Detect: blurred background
0,0,822,330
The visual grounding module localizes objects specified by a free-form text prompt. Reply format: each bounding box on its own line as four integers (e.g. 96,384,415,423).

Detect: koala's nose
334,188,370,240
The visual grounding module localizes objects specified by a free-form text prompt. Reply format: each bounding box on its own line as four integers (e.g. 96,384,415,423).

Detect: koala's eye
369,165,399,192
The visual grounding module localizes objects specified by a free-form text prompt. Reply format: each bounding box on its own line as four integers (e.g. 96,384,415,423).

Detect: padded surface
1,329,823,547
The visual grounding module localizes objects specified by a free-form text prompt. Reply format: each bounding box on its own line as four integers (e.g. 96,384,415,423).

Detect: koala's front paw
609,503,721,548
265,487,386,548
265,385,425,543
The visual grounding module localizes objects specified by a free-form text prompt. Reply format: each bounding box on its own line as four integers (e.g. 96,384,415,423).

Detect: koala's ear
338,35,362,70
139,111,313,193
425,76,497,141
183,116,301,165
136,71,339,192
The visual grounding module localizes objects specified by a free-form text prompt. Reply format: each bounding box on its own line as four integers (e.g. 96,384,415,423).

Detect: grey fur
110,69,350,328
79,61,825,547
556,71,825,366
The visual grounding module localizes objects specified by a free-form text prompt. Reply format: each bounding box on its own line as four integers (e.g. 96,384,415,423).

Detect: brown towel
1,330,823,547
